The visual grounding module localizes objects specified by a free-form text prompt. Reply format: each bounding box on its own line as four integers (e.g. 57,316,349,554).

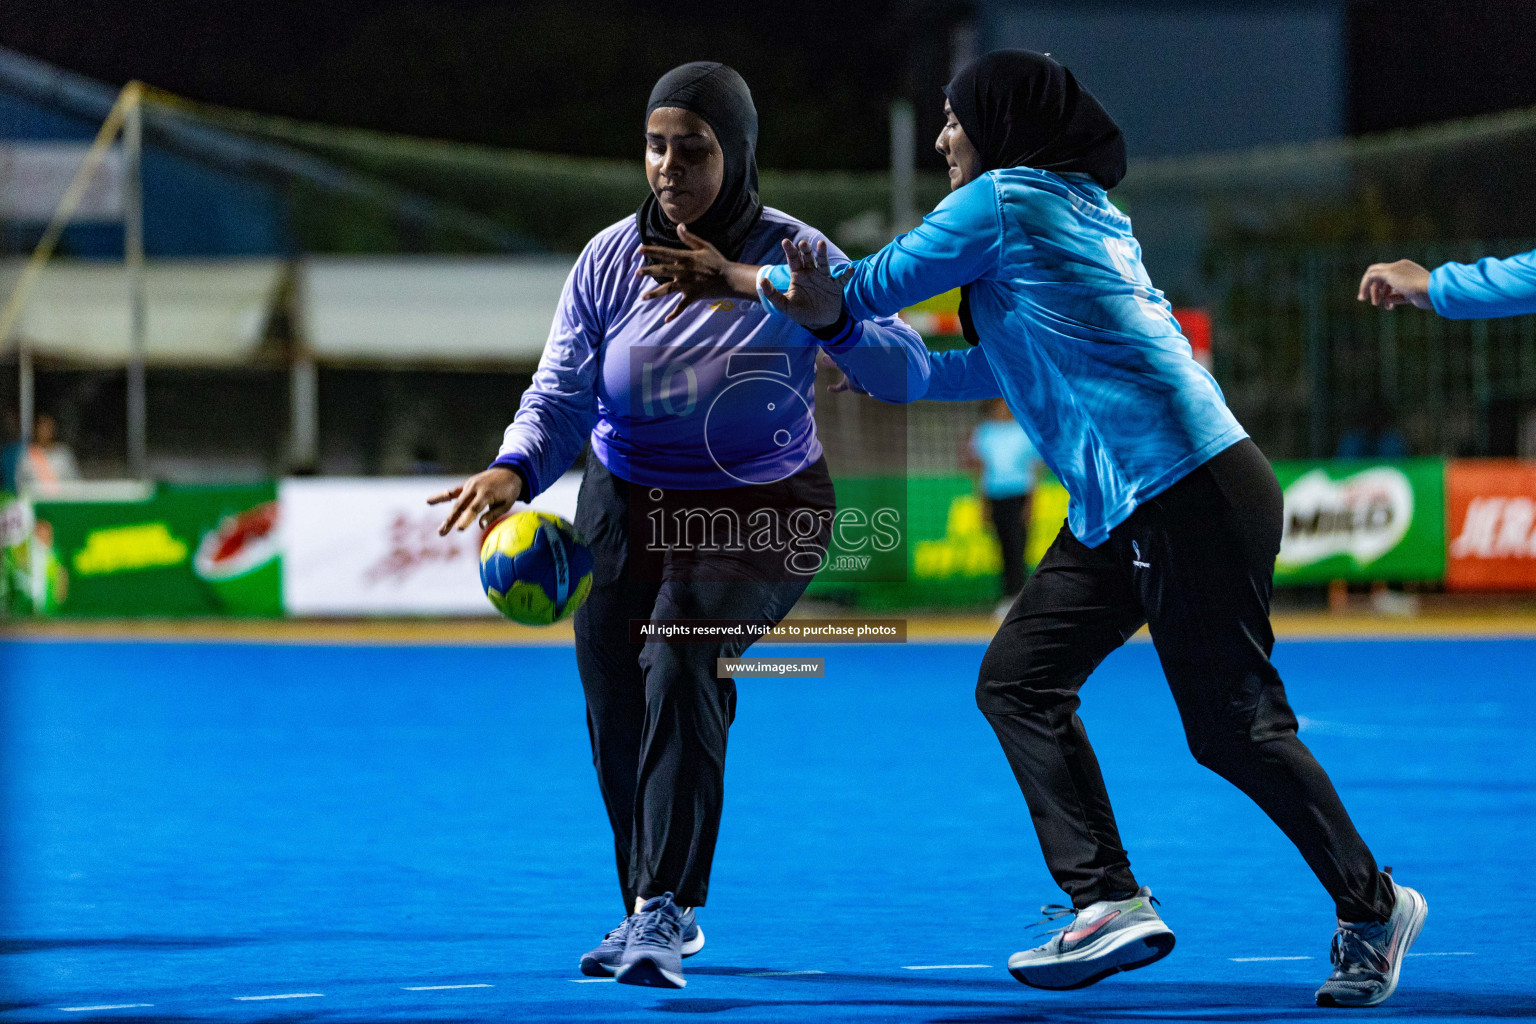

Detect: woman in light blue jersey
432,61,928,990
647,50,1423,1008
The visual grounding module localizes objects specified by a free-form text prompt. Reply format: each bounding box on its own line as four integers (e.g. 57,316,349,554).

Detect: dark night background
4,0,1536,171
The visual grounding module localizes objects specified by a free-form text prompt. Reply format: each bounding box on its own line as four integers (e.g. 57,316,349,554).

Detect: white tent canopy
0,257,283,365
299,256,574,364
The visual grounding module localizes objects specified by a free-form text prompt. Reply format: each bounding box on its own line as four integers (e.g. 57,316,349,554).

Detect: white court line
571,978,617,983
1230,956,1313,962
60,1006,154,1013
232,993,324,1001
1408,951,1475,957
744,970,826,977
902,964,991,970
402,983,495,990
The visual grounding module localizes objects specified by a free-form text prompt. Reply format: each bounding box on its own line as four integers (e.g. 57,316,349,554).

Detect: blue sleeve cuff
489,453,539,500
1427,264,1455,317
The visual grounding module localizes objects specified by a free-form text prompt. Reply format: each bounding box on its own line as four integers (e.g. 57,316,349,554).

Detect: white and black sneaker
1316,872,1427,1008
1007,886,1176,990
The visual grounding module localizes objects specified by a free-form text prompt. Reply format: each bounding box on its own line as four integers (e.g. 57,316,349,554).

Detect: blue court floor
0,636,1531,1022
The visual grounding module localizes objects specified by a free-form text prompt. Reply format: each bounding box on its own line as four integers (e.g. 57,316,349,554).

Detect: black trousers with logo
572,456,834,912
977,439,1395,923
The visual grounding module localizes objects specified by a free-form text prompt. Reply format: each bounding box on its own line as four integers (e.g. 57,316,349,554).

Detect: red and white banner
1446,460,1536,591
279,473,581,615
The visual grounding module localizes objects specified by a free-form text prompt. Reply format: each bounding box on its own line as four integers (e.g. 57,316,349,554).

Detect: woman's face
645,107,725,226
936,101,982,191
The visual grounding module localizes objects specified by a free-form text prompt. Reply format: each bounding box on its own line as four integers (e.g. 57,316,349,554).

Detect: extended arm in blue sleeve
923,345,1002,401
811,304,931,403
492,248,603,498
1429,248,1536,319
757,174,1004,320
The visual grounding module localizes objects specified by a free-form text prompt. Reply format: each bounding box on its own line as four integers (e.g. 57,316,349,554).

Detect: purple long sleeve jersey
492,209,930,496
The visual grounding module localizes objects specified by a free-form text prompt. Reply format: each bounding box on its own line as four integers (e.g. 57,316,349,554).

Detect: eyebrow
645,131,710,141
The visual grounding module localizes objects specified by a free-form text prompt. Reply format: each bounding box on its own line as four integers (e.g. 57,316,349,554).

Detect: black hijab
944,51,1126,344
636,62,764,261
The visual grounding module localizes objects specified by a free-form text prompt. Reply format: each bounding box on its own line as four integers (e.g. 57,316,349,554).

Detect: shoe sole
581,925,700,977
578,955,615,978
616,955,686,989
682,925,705,958
1009,922,1176,991
1316,886,1428,1008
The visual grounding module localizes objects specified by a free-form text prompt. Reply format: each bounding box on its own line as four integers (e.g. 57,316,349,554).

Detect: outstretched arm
432,245,603,533
1359,249,1536,319
758,175,1005,322
1428,249,1536,319
923,345,1003,401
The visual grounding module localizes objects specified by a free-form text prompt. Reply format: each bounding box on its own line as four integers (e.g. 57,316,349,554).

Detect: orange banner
1446,460,1536,591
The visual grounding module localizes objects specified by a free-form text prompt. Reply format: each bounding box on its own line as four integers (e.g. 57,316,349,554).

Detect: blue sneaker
615,893,703,989
579,914,634,977
1315,874,1428,1008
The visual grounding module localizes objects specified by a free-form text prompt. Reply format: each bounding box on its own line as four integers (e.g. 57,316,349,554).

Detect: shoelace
1033,893,1158,935
632,906,682,948
1330,923,1390,975
1033,905,1080,935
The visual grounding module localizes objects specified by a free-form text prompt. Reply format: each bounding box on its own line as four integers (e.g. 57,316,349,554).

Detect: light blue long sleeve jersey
1429,248,1536,319
760,167,1246,547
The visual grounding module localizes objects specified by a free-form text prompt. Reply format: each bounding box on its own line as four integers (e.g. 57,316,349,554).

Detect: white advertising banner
280,472,582,616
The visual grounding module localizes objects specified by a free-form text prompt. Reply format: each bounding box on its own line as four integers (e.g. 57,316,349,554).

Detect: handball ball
479,511,594,625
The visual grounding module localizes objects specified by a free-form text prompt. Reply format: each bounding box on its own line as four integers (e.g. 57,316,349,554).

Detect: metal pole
18,347,33,447
289,353,318,470
889,99,916,236
1472,317,1491,455
124,82,148,479
1303,254,1329,458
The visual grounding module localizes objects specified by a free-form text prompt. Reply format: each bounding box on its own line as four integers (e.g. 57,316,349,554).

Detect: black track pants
572,457,832,911
976,439,1394,923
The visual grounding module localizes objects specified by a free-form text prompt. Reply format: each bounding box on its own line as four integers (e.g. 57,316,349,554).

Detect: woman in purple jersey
430,62,927,990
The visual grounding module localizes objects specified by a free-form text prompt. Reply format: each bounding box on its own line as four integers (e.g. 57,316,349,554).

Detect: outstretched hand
636,225,751,322
428,466,523,536
1358,259,1434,311
759,237,844,330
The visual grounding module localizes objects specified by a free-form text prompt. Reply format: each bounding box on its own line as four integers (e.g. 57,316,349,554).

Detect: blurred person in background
14,413,80,495
429,62,927,990
963,397,1040,612
647,49,1423,1008
1335,401,1409,459
1359,249,1536,318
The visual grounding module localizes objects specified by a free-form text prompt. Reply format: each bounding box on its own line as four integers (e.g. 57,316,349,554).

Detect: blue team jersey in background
970,419,1039,499
762,167,1247,547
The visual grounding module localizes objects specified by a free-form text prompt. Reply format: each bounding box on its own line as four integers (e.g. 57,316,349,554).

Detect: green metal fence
1209,241,1536,459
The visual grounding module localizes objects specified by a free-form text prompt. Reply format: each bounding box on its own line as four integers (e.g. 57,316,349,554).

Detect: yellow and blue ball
479,511,594,625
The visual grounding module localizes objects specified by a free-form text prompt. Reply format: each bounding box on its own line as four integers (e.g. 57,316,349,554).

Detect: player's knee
639,641,717,701
1185,711,1266,775
975,644,1073,716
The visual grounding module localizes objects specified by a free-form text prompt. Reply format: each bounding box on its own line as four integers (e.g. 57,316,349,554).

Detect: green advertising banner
32,483,281,616
1272,459,1446,584
809,474,1070,610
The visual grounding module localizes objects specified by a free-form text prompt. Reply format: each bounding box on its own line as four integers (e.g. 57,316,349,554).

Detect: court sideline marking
52,954,1482,1010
